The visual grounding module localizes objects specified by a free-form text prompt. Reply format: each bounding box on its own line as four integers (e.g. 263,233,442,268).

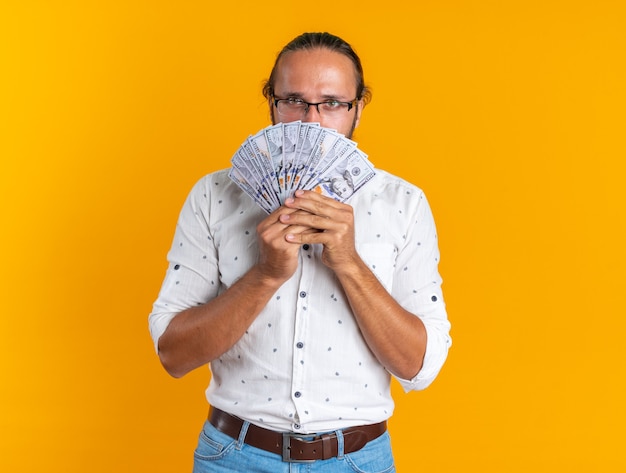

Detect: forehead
273,48,358,96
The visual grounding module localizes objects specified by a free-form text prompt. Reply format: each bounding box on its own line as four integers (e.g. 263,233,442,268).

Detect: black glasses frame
272,96,358,115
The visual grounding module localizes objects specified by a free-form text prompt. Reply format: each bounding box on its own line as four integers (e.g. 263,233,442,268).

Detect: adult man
149,32,451,472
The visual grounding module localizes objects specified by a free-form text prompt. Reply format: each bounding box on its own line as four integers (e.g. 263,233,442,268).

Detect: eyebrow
277,91,352,101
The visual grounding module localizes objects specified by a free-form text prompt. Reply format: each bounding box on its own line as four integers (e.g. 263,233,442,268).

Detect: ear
268,97,276,125
353,98,365,128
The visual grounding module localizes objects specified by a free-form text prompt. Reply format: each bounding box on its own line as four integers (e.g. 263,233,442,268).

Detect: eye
287,98,305,105
324,100,342,108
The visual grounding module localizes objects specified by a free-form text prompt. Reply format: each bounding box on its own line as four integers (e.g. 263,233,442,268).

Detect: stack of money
228,122,376,213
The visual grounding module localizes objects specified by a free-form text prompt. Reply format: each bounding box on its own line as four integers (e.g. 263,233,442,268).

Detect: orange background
2,1,625,471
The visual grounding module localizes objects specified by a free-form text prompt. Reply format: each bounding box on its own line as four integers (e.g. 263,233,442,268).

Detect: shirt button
294,391,302,398
294,423,301,430
299,291,307,298
302,244,310,251
296,342,304,349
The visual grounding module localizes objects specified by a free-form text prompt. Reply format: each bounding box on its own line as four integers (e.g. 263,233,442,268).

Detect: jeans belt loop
335,428,345,460
236,420,250,451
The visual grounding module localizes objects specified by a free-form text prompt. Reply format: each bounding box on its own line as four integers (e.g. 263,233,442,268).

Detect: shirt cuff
148,311,177,354
394,321,452,392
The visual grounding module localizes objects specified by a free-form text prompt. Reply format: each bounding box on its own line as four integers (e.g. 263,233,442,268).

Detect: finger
284,190,345,216
279,211,334,232
280,202,354,234
260,214,319,246
257,206,299,233
285,229,328,245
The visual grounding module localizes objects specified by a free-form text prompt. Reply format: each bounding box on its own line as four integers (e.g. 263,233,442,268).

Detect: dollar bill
298,128,340,189
309,148,375,202
228,166,273,214
247,130,280,201
289,122,321,192
228,151,275,213
280,121,300,193
239,141,280,209
263,123,285,199
301,131,354,189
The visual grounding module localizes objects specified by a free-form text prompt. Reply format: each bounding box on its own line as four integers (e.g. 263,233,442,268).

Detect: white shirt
149,167,451,433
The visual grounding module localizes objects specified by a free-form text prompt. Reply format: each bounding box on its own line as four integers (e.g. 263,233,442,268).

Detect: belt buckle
282,432,316,463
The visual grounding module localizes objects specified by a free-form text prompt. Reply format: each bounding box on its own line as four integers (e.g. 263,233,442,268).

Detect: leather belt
208,407,387,462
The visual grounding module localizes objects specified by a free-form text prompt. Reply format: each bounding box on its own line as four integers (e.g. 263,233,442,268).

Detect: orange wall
2,1,625,471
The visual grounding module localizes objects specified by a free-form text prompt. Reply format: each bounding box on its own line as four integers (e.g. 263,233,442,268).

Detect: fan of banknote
228,121,376,213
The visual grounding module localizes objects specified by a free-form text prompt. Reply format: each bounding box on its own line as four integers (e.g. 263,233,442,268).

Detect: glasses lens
277,100,306,117
319,101,348,114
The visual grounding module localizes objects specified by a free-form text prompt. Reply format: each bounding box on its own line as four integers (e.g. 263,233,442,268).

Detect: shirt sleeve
148,176,220,353
391,190,452,392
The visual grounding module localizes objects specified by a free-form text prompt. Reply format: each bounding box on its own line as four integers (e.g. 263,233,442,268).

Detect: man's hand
280,190,359,273
256,204,317,281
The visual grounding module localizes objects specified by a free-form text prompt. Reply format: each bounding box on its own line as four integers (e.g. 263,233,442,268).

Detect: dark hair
262,32,372,105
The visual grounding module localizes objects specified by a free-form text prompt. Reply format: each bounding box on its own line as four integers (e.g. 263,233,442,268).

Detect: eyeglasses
272,96,358,118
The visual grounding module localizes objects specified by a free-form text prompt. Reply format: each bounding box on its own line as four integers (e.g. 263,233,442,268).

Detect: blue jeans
192,420,396,473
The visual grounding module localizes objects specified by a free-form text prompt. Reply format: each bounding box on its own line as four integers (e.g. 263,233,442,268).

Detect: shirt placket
290,243,314,431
